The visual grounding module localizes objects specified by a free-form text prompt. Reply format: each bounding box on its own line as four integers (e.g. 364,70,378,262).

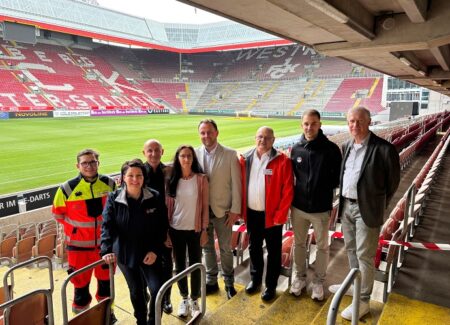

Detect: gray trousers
291,206,330,284
203,210,234,286
341,200,380,302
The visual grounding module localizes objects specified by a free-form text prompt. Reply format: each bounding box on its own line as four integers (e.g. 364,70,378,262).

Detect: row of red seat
0,219,64,265
375,117,450,301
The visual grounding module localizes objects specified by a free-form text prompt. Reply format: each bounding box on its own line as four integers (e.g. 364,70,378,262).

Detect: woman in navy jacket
101,159,168,325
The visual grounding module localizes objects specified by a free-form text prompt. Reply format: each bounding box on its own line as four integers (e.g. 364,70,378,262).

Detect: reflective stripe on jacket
52,174,115,248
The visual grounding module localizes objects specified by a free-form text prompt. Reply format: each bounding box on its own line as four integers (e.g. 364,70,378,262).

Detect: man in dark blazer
338,106,400,321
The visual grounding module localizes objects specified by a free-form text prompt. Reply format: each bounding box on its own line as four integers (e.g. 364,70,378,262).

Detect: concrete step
256,289,327,325
310,295,383,325
200,287,280,324
378,293,450,325
117,279,244,324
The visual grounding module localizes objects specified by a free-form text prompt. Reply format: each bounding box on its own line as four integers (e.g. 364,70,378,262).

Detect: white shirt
171,175,198,230
248,150,270,211
203,144,217,176
342,134,370,200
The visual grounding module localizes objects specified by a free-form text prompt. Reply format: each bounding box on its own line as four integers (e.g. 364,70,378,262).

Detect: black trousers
118,261,162,325
161,245,173,301
247,208,282,289
169,227,202,300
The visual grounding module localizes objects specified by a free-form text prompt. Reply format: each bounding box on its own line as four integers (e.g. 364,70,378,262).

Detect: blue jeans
118,261,162,325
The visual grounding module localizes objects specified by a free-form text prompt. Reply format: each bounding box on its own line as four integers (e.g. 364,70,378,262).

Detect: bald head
255,126,275,157
143,139,164,169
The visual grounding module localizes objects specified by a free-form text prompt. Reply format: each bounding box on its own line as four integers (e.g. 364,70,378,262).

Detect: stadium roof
180,0,450,97
0,0,290,52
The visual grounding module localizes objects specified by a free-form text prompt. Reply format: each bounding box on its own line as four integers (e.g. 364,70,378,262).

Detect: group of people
52,106,400,324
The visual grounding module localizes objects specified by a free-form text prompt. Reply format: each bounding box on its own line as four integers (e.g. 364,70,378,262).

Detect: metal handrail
155,263,206,325
327,268,361,325
1,256,54,325
61,259,115,324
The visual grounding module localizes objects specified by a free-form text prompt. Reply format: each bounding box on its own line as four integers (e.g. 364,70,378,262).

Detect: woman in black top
101,159,168,325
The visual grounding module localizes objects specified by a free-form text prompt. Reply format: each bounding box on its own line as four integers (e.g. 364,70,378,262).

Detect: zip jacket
291,129,342,213
52,174,116,249
101,186,168,268
240,148,294,228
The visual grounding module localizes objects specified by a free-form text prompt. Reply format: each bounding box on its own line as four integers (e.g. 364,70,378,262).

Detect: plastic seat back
0,238,16,259
3,292,48,325
68,299,110,325
13,236,36,263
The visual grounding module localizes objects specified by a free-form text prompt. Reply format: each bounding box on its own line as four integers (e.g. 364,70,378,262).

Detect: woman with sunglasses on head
101,158,168,325
166,145,209,318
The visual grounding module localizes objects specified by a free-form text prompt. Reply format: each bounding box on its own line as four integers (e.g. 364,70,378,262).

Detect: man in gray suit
196,119,242,299
338,106,400,320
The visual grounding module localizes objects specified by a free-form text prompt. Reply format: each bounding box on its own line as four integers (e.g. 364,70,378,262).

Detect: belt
343,197,358,203
248,208,265,215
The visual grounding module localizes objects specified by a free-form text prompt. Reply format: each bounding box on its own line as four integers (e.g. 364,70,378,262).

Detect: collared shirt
342,133,370,200
203,144,218,176
248,150,270,211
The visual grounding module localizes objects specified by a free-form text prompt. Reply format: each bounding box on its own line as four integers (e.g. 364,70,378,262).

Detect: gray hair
347,106,371,119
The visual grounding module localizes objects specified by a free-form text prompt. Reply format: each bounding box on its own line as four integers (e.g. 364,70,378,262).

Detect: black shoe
162,299,173,314
110,312,118,325
261,288,276,301
245,281,261,294
225,285,237,299
206,283,219,295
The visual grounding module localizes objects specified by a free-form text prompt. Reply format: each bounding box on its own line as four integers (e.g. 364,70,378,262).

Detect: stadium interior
0,0,449,324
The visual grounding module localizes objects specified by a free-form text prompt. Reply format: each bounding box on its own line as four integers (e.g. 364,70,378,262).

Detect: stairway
378,293,450,324
199,288,384,324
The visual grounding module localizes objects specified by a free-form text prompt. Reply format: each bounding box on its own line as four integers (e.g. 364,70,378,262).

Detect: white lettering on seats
17,63,74,91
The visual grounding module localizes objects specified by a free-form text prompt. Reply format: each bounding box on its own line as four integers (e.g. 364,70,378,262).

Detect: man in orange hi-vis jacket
52,148,116,322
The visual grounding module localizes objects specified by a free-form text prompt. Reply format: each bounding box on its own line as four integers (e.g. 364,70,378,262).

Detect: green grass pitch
0,115,344,195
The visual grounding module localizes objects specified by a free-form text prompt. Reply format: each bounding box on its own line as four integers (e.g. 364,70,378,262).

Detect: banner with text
0,195,19,218
90,109,148,117
9,111,53,119
53,110,90,118
23,187,58,211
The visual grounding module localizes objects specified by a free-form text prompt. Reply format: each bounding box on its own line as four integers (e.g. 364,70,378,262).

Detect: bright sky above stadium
97,0,227,24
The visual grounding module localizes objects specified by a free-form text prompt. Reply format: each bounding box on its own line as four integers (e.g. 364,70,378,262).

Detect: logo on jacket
296,157,302,163
146,208,156,214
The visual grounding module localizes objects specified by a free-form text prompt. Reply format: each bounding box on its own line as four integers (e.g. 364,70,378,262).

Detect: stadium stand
324,78,384,113
0,40,390,114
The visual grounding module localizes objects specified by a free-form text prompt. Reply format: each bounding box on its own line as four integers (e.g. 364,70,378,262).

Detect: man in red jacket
240,126,294,301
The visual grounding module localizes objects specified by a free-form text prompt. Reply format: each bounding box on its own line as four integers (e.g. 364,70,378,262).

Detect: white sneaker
328,284,353,296
289,277,306,297
190,299,200,317
178,298,189,317
341,301,370,320
311,283,324,301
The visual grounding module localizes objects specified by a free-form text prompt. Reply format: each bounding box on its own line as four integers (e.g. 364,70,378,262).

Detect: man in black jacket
338,106,400,320
143,139,173,314
289,109,342,301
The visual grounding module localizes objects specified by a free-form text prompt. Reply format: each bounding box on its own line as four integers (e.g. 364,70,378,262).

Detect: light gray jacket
196,143,242,218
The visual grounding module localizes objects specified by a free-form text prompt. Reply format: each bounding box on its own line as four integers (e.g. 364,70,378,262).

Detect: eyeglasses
79,160,99,168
